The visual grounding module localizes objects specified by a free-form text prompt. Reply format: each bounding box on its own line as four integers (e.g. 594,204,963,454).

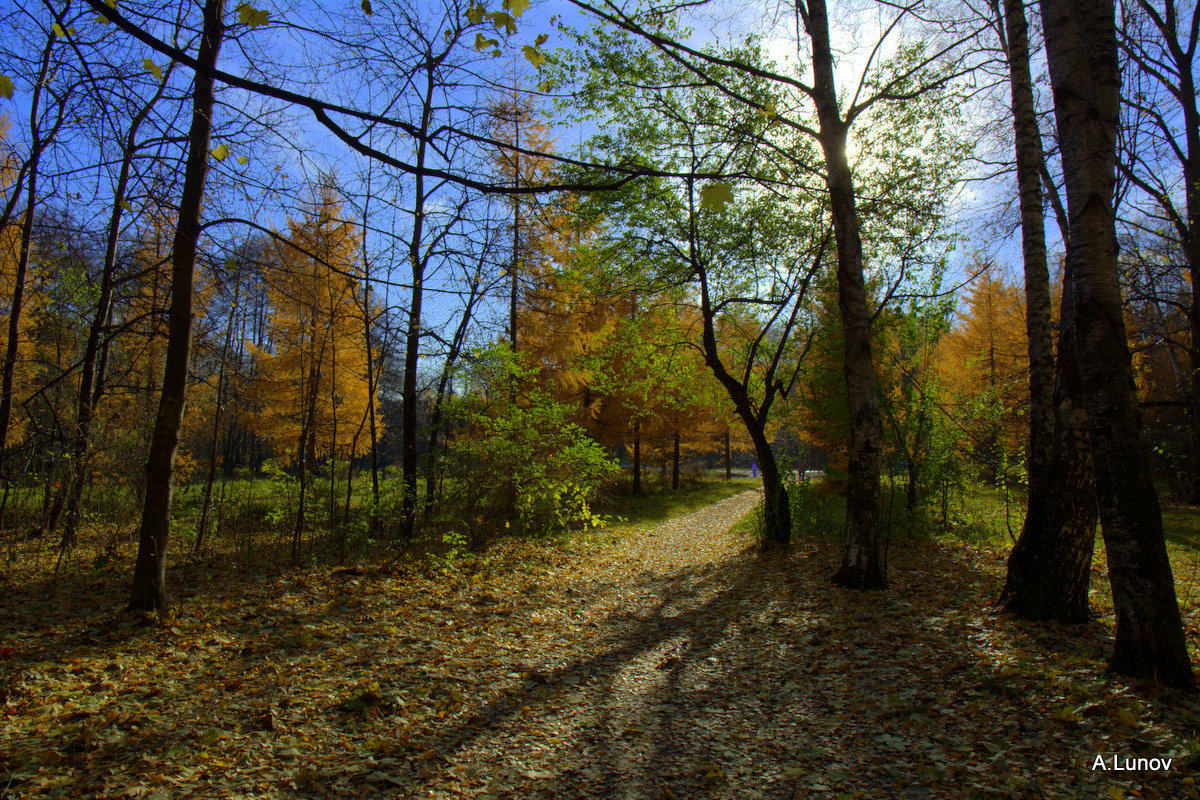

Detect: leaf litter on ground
2,490,1200,798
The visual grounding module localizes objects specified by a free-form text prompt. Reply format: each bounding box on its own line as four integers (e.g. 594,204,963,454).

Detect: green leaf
235,2,269,27
236,155,249,165
534,32,548,46
504,0,530,16
0,75,12,100
210,143,229,161
119,199,132,212
473,32,499,52
142,58,163,81
465,2,485,24
94,15,110,25
521,44,543,69
699,182,733,212
487,10,516,34
360,0,372,14
52,22,67,38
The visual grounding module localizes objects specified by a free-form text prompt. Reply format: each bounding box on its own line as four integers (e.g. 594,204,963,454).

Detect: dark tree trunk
425,272,482,518
998,0,1055,501
1001,257,1098,622
691,178,792,549
0,33,55,480
724,427,731,480
671,429,680,489
129,0,226,613
996,0,1096,623
1041,0,1192,687
632,420,642,495
400,265,423,540
905,463,918,513
800,0,886,588
195,252,243,554
749,427,791,548
363,291,380,519
292,353,320,561
400,56,439,542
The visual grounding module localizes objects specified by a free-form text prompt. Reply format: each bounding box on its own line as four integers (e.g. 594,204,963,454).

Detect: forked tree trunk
1001,259,1097,621
1041,0,1191,687
996,0,1096,622
692,182,791,548
129,0,226,613
800,0,885,588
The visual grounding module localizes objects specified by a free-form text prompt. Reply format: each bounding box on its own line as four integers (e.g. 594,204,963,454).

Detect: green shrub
437,345,619,544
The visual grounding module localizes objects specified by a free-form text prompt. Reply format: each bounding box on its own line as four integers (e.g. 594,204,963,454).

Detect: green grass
1165,503,1200,554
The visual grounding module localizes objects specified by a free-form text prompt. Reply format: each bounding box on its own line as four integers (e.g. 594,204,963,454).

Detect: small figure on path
751,461,757,478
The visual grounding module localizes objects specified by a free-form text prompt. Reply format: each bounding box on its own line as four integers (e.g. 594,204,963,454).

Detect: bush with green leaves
439,345,618,544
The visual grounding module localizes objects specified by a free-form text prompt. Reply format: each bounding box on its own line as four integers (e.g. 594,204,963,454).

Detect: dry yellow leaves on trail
2,490,1200,798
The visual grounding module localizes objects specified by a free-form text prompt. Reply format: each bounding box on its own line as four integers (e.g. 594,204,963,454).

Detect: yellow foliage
247,182,381,464
935,263,1029,467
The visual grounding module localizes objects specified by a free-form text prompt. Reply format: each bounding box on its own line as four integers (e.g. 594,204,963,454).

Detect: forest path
447,488,774,798
412,490,1186,800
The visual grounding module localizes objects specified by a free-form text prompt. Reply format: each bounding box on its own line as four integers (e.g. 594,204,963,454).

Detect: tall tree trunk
510,99,522,353
1181,17,1200,507
129,0,226,613
358,170,381,520
800,0,886,588
425,272,483,518
1041,0,1191,686
632,420,642,494
400,237,423,541
671,429,680,489
195,250,244,554
328,336,338,539
0,33,55,482
58,65,174,551
724,426,731,481
400,58,439,541
996,0,1097,621
293,350,321,560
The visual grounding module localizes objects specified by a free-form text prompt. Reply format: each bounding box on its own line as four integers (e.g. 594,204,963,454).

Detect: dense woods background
0,0,1198,692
